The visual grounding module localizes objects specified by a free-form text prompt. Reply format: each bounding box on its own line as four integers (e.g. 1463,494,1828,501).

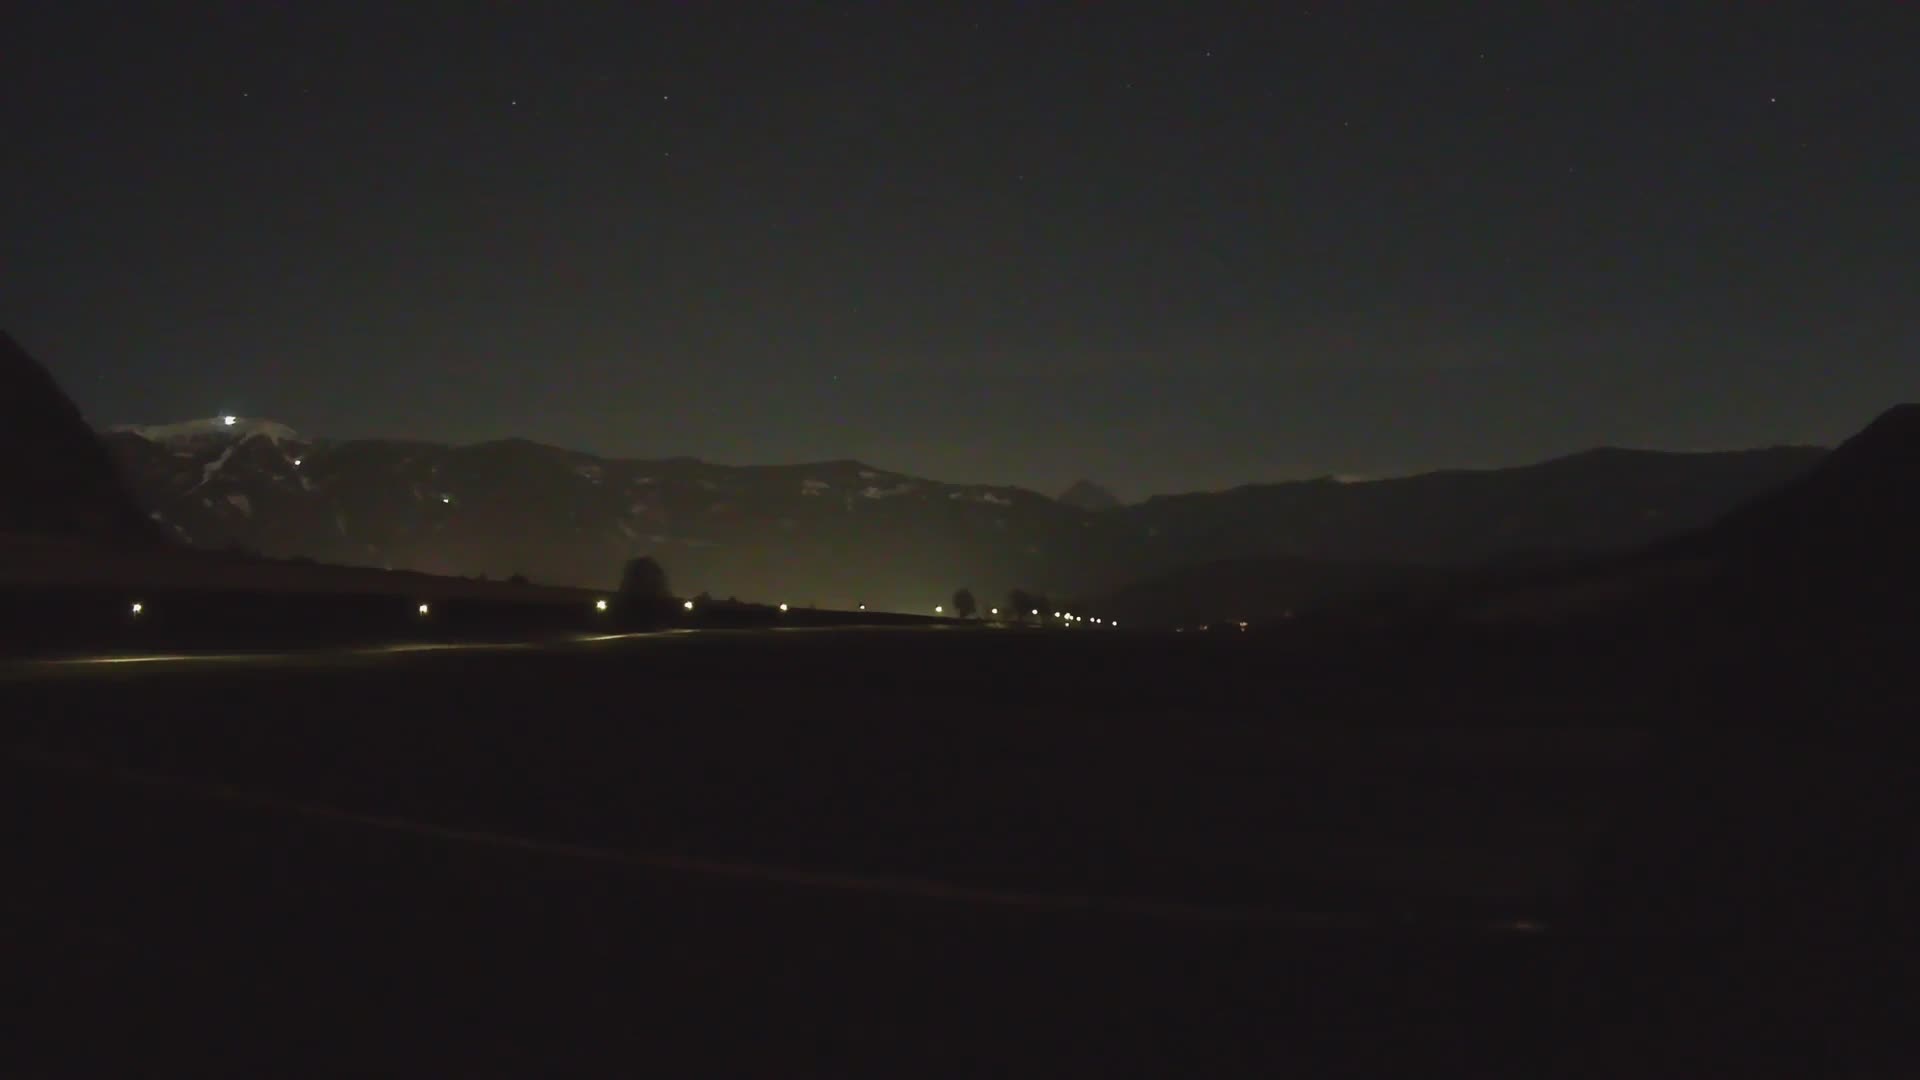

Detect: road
3,628,1908,1075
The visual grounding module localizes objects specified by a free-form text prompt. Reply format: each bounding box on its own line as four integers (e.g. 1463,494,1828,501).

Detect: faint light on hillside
221,415,237,427
291,458,303,468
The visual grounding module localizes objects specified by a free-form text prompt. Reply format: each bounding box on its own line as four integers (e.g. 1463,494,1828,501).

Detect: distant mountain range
99,412,1825,617
15,329,1910,634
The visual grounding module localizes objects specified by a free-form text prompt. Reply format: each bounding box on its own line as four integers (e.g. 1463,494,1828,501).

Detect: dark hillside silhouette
0,331,158,545
1701,403,1920,571
1088,556,1454,628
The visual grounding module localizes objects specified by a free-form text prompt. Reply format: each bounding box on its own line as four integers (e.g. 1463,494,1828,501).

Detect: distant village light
683,600,695,612
418,603,431,616
595,599,609,612
221,415,237,426
130,602,144,616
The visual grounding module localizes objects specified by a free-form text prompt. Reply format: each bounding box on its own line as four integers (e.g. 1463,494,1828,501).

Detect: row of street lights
121,594,1113,628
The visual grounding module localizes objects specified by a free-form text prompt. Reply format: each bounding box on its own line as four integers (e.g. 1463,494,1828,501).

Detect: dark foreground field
4,628,1912,1076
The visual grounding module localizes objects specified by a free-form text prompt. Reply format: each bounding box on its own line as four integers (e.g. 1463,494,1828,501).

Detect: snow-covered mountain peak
116,416,303,448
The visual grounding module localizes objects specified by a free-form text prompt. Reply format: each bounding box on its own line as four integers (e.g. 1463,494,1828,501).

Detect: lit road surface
2,625,926,681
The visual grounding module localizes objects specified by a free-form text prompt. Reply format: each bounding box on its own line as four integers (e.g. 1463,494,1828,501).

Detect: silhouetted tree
619,556,671,601
1008,588,1035,623
952,587,977,620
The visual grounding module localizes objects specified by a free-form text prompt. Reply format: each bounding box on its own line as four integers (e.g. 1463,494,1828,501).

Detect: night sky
5,4,1916,497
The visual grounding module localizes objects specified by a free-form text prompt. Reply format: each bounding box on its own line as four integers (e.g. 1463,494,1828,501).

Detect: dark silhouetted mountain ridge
0,330,157,545
1059,479,1122,512
102,414,1826,614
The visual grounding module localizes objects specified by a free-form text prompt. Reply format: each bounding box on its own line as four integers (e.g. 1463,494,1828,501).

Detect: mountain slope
1701,403,1920,567
1450,404,1920,630
0,330,158,545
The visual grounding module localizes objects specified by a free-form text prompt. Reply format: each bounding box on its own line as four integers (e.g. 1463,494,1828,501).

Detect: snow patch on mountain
189,442,242,491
